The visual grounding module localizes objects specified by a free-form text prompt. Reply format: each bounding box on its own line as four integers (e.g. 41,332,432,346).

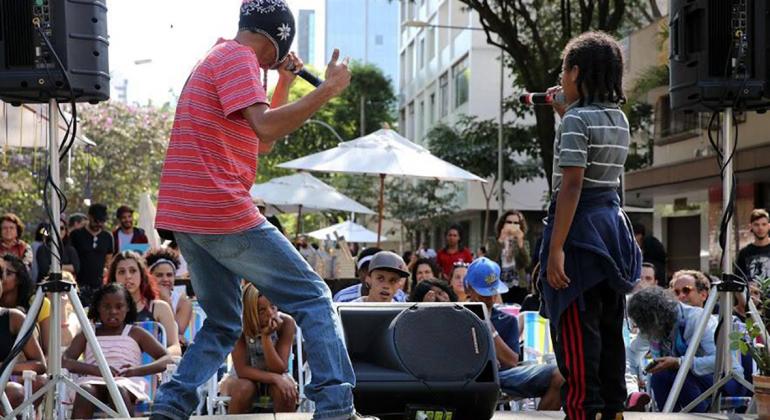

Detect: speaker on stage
0,0,109,104
337,302,500,420
669,0,770,112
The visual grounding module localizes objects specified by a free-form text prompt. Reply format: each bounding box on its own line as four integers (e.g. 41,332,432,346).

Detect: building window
408,102,415,140
452,55,469,108
439,72,449,117
418,100,425,138
429,93,436,125
375,35,383,46
419,37,426,69
427,26,436,61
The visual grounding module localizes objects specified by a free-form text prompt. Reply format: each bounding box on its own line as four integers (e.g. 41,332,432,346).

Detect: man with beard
70,203,115,306
736,209,770,283
112,205,148,254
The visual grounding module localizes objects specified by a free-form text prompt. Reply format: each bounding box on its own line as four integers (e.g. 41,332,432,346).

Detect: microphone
519,91,566,106
296,69,323,87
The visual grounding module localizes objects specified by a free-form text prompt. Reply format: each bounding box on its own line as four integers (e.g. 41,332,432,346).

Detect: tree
0,148,47,233
257,62,397,235
68,101,174,216
457,0,662,190
427,115,542,239
386,178,459,249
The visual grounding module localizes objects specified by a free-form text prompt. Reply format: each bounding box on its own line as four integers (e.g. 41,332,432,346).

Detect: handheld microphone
296,69,323,87
519,91,566,106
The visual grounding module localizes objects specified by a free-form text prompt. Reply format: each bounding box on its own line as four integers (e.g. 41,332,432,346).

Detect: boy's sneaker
625,391,651,411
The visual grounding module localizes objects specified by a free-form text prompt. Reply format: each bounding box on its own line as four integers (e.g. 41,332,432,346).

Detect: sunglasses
1,269,17,278
453,262,469,268
505,221,521,225
673,286,693,296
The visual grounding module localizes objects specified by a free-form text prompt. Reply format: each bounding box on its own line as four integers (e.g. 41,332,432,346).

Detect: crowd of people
0,198,768,416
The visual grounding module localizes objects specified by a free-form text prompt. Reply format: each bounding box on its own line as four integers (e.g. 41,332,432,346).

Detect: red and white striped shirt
156,39,268,234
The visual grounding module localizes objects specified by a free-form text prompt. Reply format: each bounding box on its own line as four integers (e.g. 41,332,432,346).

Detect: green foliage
68,101,174,216
731,277,770,376
426,115,542,236
0,149,47,236
258,63,397,236
386,178,459,248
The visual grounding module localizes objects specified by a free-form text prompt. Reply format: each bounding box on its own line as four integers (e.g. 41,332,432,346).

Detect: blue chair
134,320,167,415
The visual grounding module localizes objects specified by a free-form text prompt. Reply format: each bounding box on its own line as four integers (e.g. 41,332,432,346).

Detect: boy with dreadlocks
539,32,642,420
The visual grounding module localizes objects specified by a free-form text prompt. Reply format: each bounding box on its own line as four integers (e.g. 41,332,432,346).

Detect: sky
107,0,326,105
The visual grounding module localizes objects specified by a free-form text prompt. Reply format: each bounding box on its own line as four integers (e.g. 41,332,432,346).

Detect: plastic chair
519,311,554,364
134,320,167,415
184,301,206,344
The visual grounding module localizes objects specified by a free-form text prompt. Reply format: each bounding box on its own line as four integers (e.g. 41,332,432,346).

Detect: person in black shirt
69,203,114,307
633,223,667,286
736,208,770,283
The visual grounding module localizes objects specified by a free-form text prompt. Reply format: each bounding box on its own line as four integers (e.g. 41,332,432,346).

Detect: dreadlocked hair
563,31,626,106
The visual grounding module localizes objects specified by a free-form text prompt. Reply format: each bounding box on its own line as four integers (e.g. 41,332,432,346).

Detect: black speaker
338,302,500,420
0,0,109,104
669,0,770,112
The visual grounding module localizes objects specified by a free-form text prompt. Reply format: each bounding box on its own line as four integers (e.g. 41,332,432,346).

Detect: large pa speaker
338,302,500,420
0,0,109,104
669,0,770,112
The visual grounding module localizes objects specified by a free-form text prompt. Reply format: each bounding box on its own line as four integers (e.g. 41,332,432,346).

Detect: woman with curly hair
628,286,745,412
106,251,180,356
145,247,193,342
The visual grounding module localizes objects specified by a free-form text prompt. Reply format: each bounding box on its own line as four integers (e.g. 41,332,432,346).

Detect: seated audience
0,213,33,267
465,257,563,410
35,222,80,282
448,262,469,302
410,257,440,292
0,270,46,416
334,248,407,302
628,287,745,412
107,251,180,356
670,269,710,307
64,283,171,419
633,262,658,292
353,252,409,303
409,278,457,302
145,247,192,343
219,284,297,413
0,254,52,354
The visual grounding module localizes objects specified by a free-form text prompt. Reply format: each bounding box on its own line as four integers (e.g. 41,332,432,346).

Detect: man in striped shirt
151,2,371,419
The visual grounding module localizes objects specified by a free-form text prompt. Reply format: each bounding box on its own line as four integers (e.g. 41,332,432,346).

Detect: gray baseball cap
368,251,409,278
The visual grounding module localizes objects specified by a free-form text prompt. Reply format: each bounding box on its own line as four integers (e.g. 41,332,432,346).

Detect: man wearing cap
465,257,563,410
151,1,369,419
334,247,407,303
352,252,408,303
69,203,115,307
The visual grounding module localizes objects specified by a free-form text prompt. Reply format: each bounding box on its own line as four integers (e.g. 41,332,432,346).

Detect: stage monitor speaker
0,0,109,104
338,302,499,420
669,0,770,112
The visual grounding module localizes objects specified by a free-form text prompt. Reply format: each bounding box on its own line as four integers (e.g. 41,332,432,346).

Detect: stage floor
134,413,755,419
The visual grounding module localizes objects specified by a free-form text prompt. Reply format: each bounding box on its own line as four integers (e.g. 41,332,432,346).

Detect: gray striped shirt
552,103,630,192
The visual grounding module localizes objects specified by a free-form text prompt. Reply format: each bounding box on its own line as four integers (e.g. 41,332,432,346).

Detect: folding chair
134,320,167,415
519,311,555,364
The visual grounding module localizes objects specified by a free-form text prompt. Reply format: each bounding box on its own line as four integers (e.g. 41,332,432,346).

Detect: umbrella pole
377,174,385,247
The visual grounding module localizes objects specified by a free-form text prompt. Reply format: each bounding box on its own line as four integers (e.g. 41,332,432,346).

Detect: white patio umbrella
278,128,485,244
249,172,375,235
307,220,386,243
137,192,161,248
1,102,95,149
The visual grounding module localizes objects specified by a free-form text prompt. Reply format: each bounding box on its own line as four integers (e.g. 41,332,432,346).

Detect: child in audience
219,283,297,413
107,251,181,355
355,252,409,303
409,279,457,302
448,262,469,301
0,266,46,415
144,247,193,344
63,283,171,419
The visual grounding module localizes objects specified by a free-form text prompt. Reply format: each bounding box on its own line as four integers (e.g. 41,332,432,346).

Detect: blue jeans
152,222,355,419
650,369,745,412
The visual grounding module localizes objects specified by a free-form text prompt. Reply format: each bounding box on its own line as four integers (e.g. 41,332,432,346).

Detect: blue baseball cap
464,257,508,297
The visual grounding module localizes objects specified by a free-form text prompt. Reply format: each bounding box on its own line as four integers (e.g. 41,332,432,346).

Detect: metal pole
44,99,62,417
497,46,505,217
722,108,733,275
360,95,366,137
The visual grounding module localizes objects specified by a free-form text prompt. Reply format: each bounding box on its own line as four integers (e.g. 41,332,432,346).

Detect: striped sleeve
212,49,269,118
558,113,589,168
